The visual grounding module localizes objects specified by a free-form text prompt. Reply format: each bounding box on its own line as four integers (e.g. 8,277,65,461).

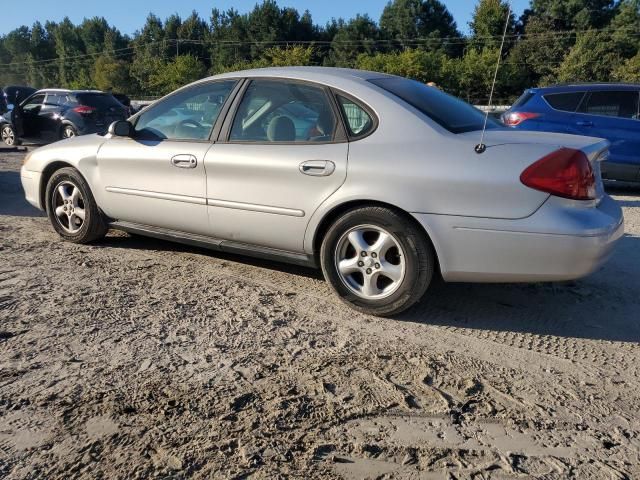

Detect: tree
526,0,617,30
609,0,640,58
380,0,460,52
149,54,206,95
469,0,516,51
93,55,132,92
612,52,640,81
356,48,446,83
555,31,621,82
327,15,380,67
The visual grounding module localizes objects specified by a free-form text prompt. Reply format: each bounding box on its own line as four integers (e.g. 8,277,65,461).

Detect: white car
21,67,624,315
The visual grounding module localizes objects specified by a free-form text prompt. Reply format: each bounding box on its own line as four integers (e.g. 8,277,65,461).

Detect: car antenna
475,1,511,154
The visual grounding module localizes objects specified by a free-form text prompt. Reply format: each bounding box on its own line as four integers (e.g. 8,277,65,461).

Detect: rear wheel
320,206,434,316
1,124,18,146
61,125,77,139
45,167,107,243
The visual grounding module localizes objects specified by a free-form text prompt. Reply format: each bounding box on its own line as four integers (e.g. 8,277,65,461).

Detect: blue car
503,83,640,182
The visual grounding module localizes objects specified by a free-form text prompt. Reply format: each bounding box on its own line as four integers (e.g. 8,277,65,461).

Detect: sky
0,0,531,36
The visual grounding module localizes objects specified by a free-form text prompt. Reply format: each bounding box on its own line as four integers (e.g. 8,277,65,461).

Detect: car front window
134,80,237,141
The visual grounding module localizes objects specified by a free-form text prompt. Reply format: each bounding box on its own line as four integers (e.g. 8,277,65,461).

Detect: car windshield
74,93,123,110
369,77,499,134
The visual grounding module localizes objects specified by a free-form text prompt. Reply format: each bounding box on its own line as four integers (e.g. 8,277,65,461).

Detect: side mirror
108,120,132,137
7,104,14,111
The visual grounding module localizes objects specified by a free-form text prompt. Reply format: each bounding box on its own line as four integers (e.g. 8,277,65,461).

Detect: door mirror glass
7,104,14,112
108,120,133,137
134,80,237,141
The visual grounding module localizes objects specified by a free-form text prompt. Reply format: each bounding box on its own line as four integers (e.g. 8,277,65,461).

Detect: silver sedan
20,67,624,316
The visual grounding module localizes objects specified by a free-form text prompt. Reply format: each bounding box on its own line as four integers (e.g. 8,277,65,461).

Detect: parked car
502,83,640,182
20,67,623,316
2,89,127,145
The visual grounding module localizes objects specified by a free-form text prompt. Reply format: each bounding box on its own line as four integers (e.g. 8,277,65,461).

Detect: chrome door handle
299,160,335,176
171,154,197,168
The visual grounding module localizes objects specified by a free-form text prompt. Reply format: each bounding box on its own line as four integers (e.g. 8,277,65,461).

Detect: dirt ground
1,148,639,479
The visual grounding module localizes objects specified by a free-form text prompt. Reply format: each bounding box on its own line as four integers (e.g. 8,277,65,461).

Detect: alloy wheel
52,181,86,234
334,224,406,299
1,126,15,146
63,126,76,139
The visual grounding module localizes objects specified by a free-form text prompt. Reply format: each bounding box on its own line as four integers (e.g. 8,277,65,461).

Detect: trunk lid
460,129,609,201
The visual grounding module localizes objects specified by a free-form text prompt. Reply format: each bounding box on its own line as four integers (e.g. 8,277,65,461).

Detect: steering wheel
178,118,203,130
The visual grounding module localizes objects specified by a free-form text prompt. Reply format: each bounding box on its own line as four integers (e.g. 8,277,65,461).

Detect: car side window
543,92,585,112
336,95,374,137
134,80,237,141
579,91,639,119
22,94,45,113
229,80,337,143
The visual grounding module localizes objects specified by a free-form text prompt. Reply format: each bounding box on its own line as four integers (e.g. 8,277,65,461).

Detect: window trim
331,89,379,141
541,91,587,113
130,78,242,144
575,90,640,121
217,77,348,145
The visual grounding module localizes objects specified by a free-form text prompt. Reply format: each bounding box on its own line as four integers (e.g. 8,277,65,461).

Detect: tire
320,206,435,317
45,167,108,243
1,124,19,146
61,124,77,139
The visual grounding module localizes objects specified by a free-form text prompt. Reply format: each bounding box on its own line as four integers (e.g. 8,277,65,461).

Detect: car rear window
74,93,123,110
512,91,535,108
369,77,498,134
543,92,585,112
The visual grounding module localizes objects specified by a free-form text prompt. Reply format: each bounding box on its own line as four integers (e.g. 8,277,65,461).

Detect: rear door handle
576,120,594,127
171,154,197,168
299,160,335,176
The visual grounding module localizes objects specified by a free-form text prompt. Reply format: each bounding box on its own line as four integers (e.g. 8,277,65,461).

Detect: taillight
520,148,596,200
73,105,96,115
502,111,540,126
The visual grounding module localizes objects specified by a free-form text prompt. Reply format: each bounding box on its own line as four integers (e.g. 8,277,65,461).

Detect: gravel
1,149,639,479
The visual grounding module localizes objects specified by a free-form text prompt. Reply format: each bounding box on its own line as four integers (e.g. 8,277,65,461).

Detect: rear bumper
20,166,43,210
412,194,624,282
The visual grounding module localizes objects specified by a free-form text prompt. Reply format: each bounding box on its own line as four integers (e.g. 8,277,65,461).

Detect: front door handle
299,160,335,177
576,120,594,127
171,154,197,168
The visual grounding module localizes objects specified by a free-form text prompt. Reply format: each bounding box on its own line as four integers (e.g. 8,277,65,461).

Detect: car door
39,93,65,142
204,78,349,253
13,93,46,141
569,89,640,180
95,79,239,236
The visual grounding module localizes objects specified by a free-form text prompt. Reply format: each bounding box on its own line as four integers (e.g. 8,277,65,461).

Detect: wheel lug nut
375,263,380,269
361,251,367,257
366,268,372,274
358,261,364,267
371,252,377,258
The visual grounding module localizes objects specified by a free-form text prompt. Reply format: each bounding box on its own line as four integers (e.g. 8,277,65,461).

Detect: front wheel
320,206,435,316
1,124,18,146
45,167,107,243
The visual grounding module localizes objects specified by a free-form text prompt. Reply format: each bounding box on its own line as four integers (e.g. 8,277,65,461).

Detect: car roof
193,66,395,91
529,83,640,94
34,89,105,95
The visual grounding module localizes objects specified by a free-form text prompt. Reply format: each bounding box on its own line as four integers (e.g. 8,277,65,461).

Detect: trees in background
0,0,639,101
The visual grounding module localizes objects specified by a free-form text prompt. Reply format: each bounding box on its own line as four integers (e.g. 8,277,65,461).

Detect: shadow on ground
400,233,640,343
0,171,44,217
